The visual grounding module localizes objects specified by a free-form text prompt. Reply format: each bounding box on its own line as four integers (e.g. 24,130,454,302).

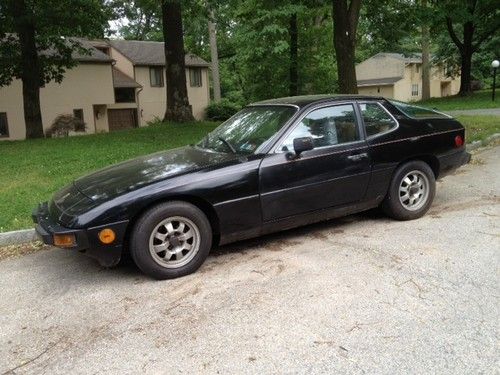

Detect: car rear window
389,100,451,119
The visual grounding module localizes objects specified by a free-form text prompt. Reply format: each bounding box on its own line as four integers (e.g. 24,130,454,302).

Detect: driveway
1,147,499,374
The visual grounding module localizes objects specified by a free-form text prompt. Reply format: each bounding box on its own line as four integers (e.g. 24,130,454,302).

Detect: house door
441,82,451,97
108,109,137,131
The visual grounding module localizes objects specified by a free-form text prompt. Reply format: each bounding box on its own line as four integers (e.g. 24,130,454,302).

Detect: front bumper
32,202,128,267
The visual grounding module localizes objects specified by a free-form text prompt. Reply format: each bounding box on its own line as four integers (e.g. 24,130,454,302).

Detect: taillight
454,135,464,147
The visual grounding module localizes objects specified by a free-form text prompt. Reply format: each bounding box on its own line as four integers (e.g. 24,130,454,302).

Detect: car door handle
347,153,368,162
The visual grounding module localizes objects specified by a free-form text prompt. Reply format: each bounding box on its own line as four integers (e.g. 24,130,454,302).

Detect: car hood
74,146,238,202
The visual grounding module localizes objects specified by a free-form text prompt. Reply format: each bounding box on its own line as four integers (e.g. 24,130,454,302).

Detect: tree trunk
9,0,44,138
421,0,431,100
161,1,194,122
208,9,221,102
458,21,474,96
289,13,298,96
459,48,473,96
332,0,361,94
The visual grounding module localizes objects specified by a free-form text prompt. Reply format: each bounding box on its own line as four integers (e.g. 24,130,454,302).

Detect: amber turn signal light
53,234,76,247
98,228,116,244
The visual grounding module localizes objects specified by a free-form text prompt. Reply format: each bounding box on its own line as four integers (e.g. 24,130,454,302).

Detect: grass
417,90,500,111
0,121,218,232
456,115,500,143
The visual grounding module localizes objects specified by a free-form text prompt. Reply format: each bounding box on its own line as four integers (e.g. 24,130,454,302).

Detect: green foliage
0,121,219,232
205,100,242,121
110,0,162,41
417,90,500,111
0,0,111,87
456,115,500,143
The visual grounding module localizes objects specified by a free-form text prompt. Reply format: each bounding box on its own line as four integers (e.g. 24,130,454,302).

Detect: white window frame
411,84,419,96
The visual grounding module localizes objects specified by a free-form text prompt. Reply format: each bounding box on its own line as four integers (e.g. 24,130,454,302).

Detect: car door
259,102,372,222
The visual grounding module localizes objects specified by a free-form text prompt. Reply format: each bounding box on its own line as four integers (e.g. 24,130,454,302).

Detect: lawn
417,90,500,111
456,115,500,143
0,121,218,232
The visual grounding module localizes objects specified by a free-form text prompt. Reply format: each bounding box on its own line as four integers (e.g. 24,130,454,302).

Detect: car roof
251,94,385,109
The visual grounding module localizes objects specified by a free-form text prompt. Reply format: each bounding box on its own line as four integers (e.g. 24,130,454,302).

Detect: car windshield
389,100,451,119
198,105,297,154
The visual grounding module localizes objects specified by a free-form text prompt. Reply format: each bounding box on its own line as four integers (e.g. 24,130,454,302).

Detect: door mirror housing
293,137,314,156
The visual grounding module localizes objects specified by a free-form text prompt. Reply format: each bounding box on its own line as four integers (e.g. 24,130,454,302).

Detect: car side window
360,102,398,137
280,104,359,152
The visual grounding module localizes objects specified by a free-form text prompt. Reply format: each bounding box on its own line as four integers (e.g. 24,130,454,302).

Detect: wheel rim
148,216,201,269
398,170,430,211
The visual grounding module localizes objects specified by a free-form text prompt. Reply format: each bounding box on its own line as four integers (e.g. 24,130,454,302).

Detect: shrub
46,114,86,138
205,100,241,121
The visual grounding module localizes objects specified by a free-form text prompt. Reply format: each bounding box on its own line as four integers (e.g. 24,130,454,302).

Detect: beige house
356,53,460,102
0,39,210,140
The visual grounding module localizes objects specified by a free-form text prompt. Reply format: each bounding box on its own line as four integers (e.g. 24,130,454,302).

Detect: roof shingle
112,67,142,88
357,76,402,87
108,40,210,67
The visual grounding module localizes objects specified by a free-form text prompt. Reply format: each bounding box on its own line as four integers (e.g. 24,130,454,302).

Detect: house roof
68,38,113,63
112,67,142,88
107,40,210,67
357,76,402,87
370,52,423,64
1,34,112,64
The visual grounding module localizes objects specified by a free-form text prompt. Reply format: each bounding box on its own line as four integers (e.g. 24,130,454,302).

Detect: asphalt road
1,147,499,375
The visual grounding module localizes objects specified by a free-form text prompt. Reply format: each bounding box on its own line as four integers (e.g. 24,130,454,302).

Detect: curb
0,229,37,247
467,133,500,151
1,134,499,248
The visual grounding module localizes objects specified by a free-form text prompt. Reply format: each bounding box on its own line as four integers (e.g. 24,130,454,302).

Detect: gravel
0,147,499,375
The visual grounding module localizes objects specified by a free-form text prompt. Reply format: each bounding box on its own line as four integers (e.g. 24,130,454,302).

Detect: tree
208,8,222,101
441,0,500,95
332,0,362,94
289,12,299,96
161,0,194,122
421,0,431,100
0,0,110,138
111,0,162,41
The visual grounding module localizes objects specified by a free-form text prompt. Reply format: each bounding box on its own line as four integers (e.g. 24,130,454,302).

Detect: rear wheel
382,161,436,220
130,201,212,279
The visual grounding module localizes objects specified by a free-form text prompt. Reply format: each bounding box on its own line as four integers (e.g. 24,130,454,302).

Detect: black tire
130,201,212,279
381,160,436,221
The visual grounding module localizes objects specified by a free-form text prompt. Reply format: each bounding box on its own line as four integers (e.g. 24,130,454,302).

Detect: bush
46,114,86,138
205,100,241,121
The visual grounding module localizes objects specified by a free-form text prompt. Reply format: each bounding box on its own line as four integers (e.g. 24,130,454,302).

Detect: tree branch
445,17,463,50
472,22,500,52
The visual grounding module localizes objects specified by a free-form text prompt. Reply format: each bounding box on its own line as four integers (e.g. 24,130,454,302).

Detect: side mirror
292,137,314,157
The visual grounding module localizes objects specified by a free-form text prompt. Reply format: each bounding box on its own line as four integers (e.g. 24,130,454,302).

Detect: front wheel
130,201,212,279
381,161,436,221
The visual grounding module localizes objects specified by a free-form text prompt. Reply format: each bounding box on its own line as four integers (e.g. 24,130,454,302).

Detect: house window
415,64,420,73
189,68,202,87
73,109,84,121
0,113,9,138
114,88,136,103
411,84,419,96
150,67,164,87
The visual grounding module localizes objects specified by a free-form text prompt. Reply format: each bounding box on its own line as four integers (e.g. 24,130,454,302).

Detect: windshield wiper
218,137,237,154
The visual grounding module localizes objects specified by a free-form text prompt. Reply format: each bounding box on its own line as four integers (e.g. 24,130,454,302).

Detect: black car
33,95,470,279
